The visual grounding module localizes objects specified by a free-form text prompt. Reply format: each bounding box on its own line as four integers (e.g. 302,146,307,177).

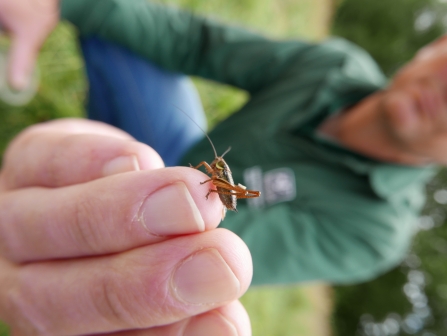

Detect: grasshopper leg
200,178,213,185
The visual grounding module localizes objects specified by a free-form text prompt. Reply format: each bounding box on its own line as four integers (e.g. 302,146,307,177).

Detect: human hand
0,0,59,90
0,119,252,335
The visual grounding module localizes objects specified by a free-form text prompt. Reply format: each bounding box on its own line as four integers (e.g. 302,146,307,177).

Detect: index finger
0,167,224,263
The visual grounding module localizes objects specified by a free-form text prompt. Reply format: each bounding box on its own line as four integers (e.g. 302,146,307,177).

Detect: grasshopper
175,106,261,215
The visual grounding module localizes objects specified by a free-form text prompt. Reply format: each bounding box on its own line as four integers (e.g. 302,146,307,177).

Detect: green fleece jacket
61,0,437,285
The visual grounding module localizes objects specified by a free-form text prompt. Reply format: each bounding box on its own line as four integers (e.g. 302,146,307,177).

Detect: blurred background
1,0,447,335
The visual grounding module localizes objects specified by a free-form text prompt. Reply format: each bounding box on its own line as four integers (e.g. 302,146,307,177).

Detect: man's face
381,36,447,165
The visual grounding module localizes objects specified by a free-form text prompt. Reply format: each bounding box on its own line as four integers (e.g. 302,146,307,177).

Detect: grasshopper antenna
173,104,219,158
221,146,231,157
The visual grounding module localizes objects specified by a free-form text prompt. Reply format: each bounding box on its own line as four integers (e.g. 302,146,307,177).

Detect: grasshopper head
211,157,227,171
211,146,231,172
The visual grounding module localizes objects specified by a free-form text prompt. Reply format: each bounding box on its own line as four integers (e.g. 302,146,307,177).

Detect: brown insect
175,106,261,215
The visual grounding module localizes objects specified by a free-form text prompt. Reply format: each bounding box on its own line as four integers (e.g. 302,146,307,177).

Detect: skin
0,119,253,335
319,36,447,166
2,0,447,334
0,0,58,90
0,1,254,334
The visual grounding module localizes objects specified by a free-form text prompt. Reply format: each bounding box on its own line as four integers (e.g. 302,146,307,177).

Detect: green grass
242,284,332,336
0,1,333,334
0,322,8,336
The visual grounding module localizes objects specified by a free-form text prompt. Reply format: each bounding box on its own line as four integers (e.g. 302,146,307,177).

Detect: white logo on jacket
243,167,296,208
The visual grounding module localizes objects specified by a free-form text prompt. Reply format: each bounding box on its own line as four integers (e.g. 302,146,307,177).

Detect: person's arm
60,0,313,94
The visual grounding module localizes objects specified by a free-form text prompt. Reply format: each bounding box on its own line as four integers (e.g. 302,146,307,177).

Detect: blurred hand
0,119,252,335
0,0,59,90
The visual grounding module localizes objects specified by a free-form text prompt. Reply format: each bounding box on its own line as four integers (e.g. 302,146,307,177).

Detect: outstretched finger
7,33,39,90
1,119,164,191
1,0,59,90
0,167,223,263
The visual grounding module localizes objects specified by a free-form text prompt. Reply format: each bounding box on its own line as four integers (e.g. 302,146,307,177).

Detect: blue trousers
80,37,207,167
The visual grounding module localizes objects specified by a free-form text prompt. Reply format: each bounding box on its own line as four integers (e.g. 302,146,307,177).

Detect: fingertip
183,310,239,336
183,168,226,230
134,143,165,171
7,36,36,91
213,229,253,295
8,69,29,91
216,301,252,336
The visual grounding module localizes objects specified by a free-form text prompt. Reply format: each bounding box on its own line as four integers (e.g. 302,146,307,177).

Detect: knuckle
46,134,81,187
6,273,51,335
92,258,174,329
72,197,103,253
45,146,65,188
1,139,35,189
0,196,20,262
0,220,11,261
92,268,141,328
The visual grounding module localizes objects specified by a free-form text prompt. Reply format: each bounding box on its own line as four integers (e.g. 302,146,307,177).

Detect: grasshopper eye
216,161,224,170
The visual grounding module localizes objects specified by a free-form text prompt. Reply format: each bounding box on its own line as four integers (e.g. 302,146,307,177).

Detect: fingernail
184,312,238,336
102,155,140,176
172,248,240,304
140,182,205,236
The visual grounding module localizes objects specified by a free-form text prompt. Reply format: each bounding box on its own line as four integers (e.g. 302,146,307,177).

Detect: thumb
7,34,39,91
